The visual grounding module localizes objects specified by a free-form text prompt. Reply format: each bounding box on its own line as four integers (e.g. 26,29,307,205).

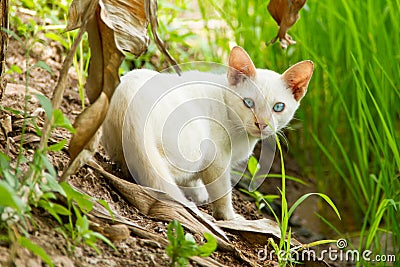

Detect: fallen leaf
267,0,307,49
85,160,261,267
62,0,181,180
86,160,230,244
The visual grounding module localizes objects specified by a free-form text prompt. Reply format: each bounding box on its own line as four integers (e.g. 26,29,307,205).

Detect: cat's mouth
248,128,272,138
247,124,275,138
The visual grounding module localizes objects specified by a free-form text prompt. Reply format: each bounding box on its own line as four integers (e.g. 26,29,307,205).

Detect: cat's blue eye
243,98,255,108
273,102,285,112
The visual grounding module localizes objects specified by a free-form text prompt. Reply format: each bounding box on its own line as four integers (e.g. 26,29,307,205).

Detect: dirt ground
0,22,335,267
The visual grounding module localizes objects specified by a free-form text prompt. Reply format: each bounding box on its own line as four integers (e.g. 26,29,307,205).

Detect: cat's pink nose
255,122,267,130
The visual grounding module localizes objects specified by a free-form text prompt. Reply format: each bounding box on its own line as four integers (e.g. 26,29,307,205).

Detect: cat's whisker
276,130,289,148
284,125,294,131
229,121,248,133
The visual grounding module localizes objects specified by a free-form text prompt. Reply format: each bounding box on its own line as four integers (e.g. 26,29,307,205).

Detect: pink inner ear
228,46,256,85
282,60,314,101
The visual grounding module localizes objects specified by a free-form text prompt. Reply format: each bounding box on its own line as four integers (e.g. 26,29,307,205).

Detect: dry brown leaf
68,0,149,56
216,218,283,240
86,160,261,267
66,0,93,31
63,0,180,180
37,0,96,154
66,5,125,161
67,4,123,163
66,184,234,266
267,0,307,48
99,0,149,56
86,160,230,244
77,190,229,267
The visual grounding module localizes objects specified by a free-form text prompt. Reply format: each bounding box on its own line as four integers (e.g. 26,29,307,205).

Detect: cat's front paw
212,208,245,221
182,185,209,205
226,213,246,221
211,196,238,220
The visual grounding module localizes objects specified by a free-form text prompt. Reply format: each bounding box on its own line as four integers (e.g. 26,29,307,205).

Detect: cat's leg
135,164,190,205
180,179,209,205
124,141,193,207
201,160,238,220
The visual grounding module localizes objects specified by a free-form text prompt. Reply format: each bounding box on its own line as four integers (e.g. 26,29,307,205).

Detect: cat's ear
282,60,314,101
228,46,257,86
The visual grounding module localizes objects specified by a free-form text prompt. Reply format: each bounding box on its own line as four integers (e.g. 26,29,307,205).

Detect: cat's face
226,46,314,139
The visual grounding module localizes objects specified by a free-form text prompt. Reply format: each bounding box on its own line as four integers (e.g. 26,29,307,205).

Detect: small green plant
0,99,72,266
67,31,90,110
1,23,59,265
263,135,340,266
11,0,91,110
166,220,217,267
0,94,115,260
1,26,113,264
240,188,279,211
239,156,279,210
28,94,115,254
53,181,115,254
0,95,115,261
237,155,306,211
45,29,90,110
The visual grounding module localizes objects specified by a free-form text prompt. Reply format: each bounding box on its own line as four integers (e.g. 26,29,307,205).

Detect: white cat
102,46,313,220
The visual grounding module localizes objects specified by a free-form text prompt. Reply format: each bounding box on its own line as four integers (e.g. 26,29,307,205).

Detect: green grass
267,135,339,266
195,0,400,264
293,0,400,258
2,1,115,262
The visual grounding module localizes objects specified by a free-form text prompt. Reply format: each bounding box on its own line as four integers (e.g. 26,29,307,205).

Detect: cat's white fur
102,46,313,220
